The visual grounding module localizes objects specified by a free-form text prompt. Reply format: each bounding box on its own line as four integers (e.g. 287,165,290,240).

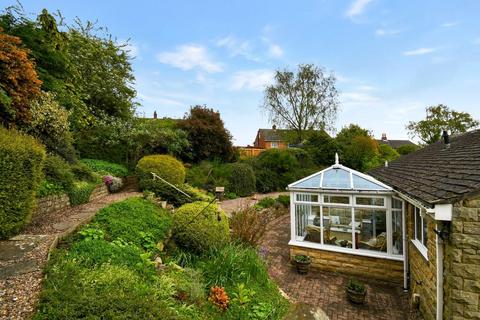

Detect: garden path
261,214,413,320
0,186,142,320
219,191,288,216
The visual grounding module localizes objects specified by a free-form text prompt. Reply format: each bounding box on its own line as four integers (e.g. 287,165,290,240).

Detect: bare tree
262,64,339,142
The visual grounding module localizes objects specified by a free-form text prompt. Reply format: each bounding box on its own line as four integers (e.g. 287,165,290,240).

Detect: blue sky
9,0,480,145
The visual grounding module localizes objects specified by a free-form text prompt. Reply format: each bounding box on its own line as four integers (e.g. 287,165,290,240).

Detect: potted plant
293,254,311,274
346,278,367,304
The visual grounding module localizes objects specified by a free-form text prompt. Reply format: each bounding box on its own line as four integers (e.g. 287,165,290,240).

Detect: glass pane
291,174,321,188
355,209,387,252
415,208,422,243
322,207,353,248
296,194,319,202
322,168,351,189
392,209,403,255
355,197,385,207
304,206,321,243
295,204,309,238
352,174,388,190
423,217,428,248
323,195,350,204
392,198,403,209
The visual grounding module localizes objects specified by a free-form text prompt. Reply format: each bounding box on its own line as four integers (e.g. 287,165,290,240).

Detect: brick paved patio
260,214,412,320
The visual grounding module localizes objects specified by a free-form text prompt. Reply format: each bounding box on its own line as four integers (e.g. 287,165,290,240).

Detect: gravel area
0,189,142,320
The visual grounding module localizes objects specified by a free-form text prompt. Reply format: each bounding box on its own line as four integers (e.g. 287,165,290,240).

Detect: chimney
381,133,387,141
272,124,277,130
153,111,157,119
442,130,450,148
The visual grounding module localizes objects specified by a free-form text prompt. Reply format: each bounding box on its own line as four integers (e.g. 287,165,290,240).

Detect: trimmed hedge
80,159,129,177
68,181,97,206
227,163,256,197
173,201,229,253
0,127,46,239
136,155,186,204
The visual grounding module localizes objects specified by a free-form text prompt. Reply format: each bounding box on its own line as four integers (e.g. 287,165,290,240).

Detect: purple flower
258,246,268,259
103,175,113,186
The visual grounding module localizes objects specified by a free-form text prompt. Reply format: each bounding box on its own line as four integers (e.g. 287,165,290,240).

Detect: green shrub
92,198,172,247
276,195,290,208
173,201,229,253
186,160,232,191
192,243,289,319
68,181,96,206
0,127,46,239
227,163,256,197
249,149,300,193
396,144,419,155
71,162,99,183
43,154,75,192
80,158,129,177
256,197,276,209
37,180,65,198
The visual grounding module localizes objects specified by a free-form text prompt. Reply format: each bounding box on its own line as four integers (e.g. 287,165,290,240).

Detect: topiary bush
0,127,45,239
136,154,186,204
80,159,129,177
173,201,229,253
227,163,256,197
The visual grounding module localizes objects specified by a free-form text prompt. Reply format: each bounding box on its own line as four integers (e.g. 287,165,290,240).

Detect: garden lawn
34,198,289,320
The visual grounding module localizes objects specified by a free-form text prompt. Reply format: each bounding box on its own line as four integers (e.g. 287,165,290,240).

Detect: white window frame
270,141,279,148
354,195,387,208
289,192,405,261
412,205,428,260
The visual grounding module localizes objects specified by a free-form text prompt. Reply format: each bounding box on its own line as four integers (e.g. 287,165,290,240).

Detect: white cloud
375,28,402,37
341,85,380,108
441,21,460,28
216,36,258,61
268,43,283,58
402,47,436,56
157,44,222,73
230,69,275,91
345,0,373,18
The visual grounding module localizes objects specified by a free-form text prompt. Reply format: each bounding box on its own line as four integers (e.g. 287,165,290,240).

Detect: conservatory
288,155,406,265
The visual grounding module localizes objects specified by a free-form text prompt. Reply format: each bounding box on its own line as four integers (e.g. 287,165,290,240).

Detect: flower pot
346,287,367,304
294,259,310,275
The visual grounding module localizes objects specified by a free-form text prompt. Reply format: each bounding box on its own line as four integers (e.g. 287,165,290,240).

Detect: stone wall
444,197,480,320
34,184,108,217
289,245,404,283
35,194,70,216
406,202,437,320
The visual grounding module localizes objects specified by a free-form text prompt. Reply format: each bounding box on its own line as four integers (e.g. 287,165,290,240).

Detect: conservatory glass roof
288,160,392,192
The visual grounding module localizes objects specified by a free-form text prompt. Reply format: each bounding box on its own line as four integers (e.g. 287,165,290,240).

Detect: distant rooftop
376,133,416,149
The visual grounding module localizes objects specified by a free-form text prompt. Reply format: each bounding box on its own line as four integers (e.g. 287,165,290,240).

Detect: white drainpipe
436,222,444,320
403,201,408,290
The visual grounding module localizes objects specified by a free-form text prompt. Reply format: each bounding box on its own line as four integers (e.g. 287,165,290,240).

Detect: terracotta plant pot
346,287,367,304
293,255,311,275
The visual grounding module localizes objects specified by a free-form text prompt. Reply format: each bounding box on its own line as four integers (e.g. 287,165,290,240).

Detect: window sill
411,239,429,261
288,240,404,261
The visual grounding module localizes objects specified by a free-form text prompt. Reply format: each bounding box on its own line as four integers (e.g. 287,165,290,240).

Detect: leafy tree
0,28,42,127
407,104,479,144
378,144,400,163
303,130,338,166
178,105,235,162
396,144,418,155
335,124,378,171
262,64,339,142
24,91,75,161
67,24,136,128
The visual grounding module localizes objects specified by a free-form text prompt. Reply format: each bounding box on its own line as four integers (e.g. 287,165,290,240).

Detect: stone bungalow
288,129,480,320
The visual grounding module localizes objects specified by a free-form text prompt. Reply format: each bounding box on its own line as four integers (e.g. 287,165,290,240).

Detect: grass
34,197,288,320
80,159,129,177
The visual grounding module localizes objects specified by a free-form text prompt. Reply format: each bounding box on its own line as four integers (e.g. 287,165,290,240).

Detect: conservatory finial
335,153,339,165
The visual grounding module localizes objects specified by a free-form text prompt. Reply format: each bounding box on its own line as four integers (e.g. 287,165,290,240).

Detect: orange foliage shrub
209,286,229,310
0,28,42,126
